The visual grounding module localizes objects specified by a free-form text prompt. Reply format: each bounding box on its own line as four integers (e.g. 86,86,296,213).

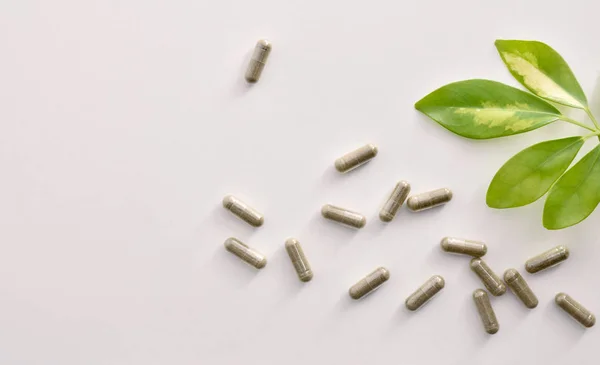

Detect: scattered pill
245,39,272,83
407,188,453,212
440,237,487,257
405,275,445,311
321,204,366,228
525,245,569,274
224,237,267,269
555,293,595,328
285,238,313,282
334,144,378,173
349,267,390,300
473,289,499,334
504,269,538,309
470,258,506,296
379,180,411,222
222,195,264,227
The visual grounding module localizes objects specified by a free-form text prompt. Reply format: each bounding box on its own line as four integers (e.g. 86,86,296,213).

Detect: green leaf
487,137,584,208
415,79,562,139
543,144,600,229
495,40,588,109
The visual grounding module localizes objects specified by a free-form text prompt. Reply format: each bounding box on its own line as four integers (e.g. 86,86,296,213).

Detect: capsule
285,238,313,282
349,267,390,300
224,237,267,269
321,204,366,229
504,269,538,309
407,188,453,212
555,293,595,328
379,181,411,222
470,258,506,296
334,144,378,173
245,39,272,83
440,237,487,257
405,275,445,311
222,195,264,227
473,289,499,334
525,245,569,274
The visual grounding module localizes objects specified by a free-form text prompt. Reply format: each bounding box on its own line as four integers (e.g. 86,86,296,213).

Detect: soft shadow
231,49,254,97
304,211,361,248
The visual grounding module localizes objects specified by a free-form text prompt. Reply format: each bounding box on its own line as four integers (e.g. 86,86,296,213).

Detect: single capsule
379,181,411,222
285,238,313,282
440,237,487,257
334,144,378,173
321,204,366,229
473,289,499,334
349,267,390,300
224,237,267,269
407,188,453,212
222,195,264,227
245,39,272,83
405,275,445,311
555,293,596,328
525,245,569,274
504,269,538,309
470,258,506,296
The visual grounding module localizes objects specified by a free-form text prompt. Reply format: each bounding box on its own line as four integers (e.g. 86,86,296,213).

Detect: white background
1,1,599,364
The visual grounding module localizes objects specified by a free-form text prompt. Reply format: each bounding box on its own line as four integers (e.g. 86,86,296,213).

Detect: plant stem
561,116,597,132
585,108,600,130
583,131,600,140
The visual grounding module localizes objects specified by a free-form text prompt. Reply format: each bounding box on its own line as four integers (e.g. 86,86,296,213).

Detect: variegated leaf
415,79,562,139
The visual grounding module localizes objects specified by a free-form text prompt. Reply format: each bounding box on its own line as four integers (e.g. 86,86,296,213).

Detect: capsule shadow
210,247,261,288
232,49,255,96
211,205,258,238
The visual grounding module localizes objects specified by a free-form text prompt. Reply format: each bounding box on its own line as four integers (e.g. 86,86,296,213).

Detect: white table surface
1,1,599,364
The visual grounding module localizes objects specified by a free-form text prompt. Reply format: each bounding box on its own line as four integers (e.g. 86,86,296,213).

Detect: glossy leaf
543,144,600,229
487,137,584,208
415,79,562,139
495,40,588,109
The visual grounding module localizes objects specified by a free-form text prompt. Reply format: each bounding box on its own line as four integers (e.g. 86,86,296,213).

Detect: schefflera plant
415,40,600,230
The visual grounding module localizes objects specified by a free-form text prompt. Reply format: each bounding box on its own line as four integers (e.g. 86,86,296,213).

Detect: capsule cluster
221,42,596,334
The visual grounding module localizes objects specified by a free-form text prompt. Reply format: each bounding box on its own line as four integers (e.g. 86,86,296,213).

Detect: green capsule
407,188,452,212
334,144,378,173
224,237,267,269
504,269,538,309
473,289,499,334
470,258,506,296
405,275,445,311
285,238,313,282
349,267,390,300
245,39,272,83
321,204,366,228
525,245,569,274
379,181,411,222
440,237,487,257
222,195,264,227
555,293,595,328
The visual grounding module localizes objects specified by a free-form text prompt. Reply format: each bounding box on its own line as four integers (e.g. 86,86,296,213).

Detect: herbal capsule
407,188,453,212
504,269,538,309
321,204,366,229
473,289,499,334
470,258,506,296
349,267,390,300
525,245,569,274
440,237,487,257
379,181,411,222
334,144,378,173
224,237,267,269
405,275,445,311
285,238,313,282
222,195,264,227
555,293,596,328
245,39,272,83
